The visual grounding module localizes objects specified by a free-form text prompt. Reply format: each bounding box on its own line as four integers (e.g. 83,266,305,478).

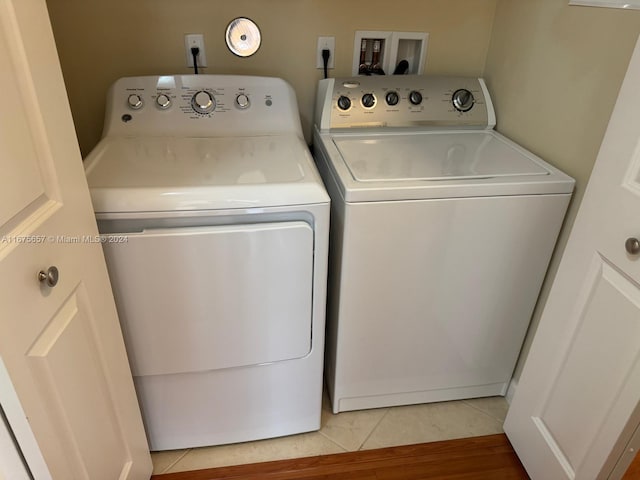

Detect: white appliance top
313,75,574,202
86,135,327,213
85,75,328,213
317,129,574,202
334,131,548,182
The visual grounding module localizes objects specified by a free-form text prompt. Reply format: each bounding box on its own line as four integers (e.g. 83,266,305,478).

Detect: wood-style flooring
151,433,529,479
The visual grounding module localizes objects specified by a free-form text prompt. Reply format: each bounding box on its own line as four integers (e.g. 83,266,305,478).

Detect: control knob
127,94,143,110
452,89,475,112
337,95,352,111
191,90,215,114
385,91,399,106
156,93,171,109
235,93,250,109
361,93,376,109
408,90,423,106
625,237,640,255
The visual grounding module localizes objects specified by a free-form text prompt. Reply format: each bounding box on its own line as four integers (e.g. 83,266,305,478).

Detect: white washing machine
313,75,575,413
84,75,329,450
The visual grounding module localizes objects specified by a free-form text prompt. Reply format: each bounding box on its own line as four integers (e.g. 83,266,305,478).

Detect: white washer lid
334,131,549,182
85,134,329,213
317,129,575,202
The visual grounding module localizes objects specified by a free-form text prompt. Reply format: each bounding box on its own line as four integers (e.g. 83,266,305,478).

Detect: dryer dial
337,95,352,111
452,89,475,112
156,93,171,109
127,94,143,110
235,93,250,109
191,90,215,114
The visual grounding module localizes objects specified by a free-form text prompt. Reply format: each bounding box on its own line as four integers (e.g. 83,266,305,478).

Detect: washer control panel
315,75,495,130
105,75,302,137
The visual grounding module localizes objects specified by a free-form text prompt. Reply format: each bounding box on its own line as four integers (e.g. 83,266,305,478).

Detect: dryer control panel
314,75,495,131
102,75,304,138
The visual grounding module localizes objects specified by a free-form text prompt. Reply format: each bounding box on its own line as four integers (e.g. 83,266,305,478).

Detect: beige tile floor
151,394,509,475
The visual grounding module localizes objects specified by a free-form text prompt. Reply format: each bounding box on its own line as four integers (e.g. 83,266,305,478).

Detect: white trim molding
569,0,640,10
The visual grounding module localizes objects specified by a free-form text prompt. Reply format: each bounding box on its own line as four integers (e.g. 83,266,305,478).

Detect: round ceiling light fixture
225,17,261,57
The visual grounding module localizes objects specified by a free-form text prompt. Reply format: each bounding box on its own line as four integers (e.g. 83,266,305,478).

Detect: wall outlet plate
185,34,207,68
316,36,335,69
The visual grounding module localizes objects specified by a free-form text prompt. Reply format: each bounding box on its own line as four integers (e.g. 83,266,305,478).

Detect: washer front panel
322,192,571,412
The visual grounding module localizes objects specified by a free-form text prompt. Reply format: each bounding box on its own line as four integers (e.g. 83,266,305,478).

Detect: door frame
0,357,50,478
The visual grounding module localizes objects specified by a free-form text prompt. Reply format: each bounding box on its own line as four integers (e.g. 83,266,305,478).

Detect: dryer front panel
101,221,314,376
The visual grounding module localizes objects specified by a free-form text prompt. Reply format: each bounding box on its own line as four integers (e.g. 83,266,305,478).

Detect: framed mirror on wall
569,0,640,9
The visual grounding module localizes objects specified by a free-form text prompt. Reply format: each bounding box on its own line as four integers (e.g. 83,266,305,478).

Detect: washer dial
337,95,352,111
191,90,215,114
127,94,143,110
361,93,376,109
452,89,475,112
385,91,399,106
408,90,423,106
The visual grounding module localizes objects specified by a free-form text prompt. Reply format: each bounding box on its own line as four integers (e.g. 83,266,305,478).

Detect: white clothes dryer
313,75,574,413
84,75,329,450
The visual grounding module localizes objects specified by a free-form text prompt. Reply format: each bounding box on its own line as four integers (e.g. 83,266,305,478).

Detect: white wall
45,0,497,155
483,0,640,381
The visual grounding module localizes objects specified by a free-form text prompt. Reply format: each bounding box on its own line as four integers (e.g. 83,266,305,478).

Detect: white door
504,35,640,480
0,0,152,479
